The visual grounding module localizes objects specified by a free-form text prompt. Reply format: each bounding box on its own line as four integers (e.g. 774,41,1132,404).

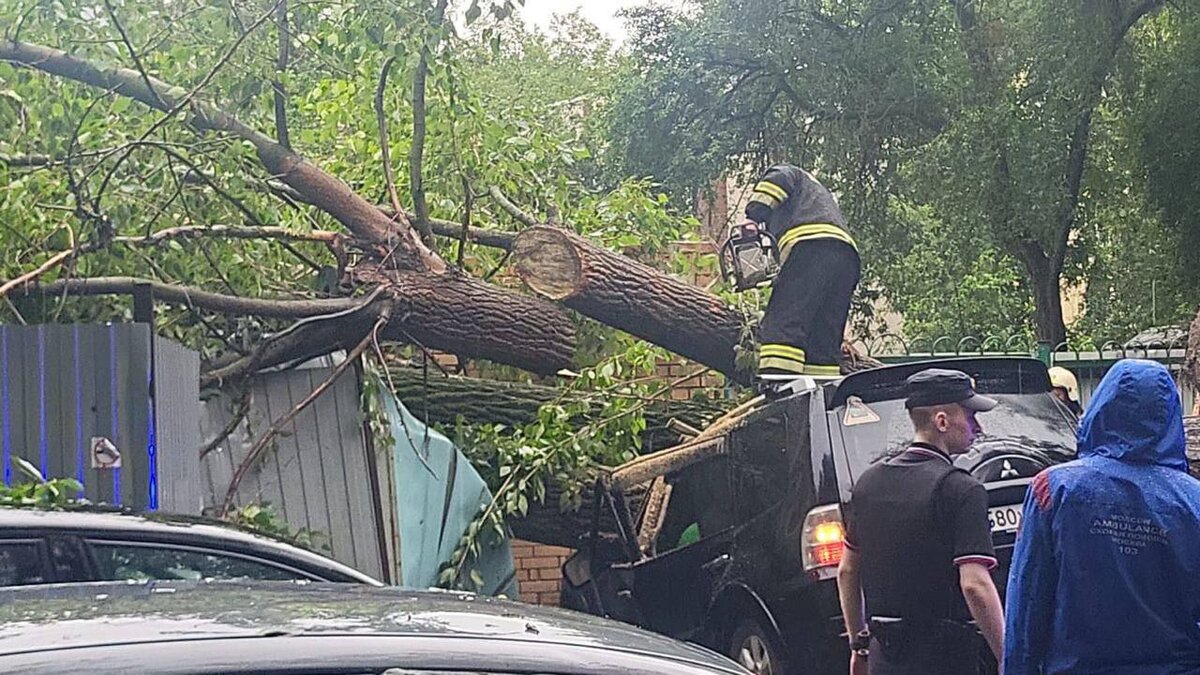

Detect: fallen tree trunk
387,368,728,452
373,269,577,376
512,226,749,383
511,226,883,382
0,40,578,378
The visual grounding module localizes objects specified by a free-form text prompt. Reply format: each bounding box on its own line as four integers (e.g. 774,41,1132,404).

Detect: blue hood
1076,359,1187,471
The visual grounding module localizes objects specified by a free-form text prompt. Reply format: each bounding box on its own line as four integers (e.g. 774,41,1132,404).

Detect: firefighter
1046,366,1083,416
738,164,860,381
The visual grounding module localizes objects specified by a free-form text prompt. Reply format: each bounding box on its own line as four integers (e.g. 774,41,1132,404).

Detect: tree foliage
0,0,694,363
609,0,1189,345
1133,5,1200,288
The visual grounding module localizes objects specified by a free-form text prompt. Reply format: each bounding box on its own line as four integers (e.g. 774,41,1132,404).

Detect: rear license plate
988,505,1022,533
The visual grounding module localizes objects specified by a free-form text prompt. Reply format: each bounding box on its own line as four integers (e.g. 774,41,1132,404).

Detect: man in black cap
836,368,1006,675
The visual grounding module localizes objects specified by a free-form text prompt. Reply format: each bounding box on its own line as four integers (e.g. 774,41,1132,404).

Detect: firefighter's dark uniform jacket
745,164,857,262
744,164,860,377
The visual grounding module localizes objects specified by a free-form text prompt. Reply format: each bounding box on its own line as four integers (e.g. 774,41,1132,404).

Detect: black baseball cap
905,368,998,412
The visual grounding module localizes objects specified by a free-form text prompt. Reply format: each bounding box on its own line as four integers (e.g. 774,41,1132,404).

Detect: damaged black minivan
561,357,1078,675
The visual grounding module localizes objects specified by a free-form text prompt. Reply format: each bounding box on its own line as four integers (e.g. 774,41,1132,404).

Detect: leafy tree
0,0,729,566
1133,5,1200,289
609,0,1176,345
0,0,695,370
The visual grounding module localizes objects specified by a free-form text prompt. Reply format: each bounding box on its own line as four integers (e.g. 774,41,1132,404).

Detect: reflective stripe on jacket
744,164,857,260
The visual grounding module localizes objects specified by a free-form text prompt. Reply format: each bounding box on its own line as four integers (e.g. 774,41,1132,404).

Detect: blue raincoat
1005,359,1200,674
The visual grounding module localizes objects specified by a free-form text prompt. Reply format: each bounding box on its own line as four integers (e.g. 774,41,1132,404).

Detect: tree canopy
608,0,1197,346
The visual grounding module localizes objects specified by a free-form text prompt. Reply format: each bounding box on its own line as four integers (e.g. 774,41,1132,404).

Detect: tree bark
369,268,577,376
1017,245,1068,347
386,367,728,452
512,226,750,383
1184,309,1200,396
1183,416,1200,478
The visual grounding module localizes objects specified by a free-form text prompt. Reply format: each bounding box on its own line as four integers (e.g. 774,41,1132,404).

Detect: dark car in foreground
0,580,749,675
0,506,380,586
562,357,1078,674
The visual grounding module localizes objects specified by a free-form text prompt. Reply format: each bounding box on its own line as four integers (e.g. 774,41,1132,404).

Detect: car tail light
802,504,846,574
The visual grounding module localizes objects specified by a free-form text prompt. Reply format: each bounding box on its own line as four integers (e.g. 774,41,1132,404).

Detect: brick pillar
696,179,730,242
511,539,574,606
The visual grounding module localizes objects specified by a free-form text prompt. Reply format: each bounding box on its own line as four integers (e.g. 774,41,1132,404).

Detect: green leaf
14,457,43,483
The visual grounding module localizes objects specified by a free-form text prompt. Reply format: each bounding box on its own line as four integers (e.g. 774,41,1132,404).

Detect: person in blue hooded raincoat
1004,359,1200,674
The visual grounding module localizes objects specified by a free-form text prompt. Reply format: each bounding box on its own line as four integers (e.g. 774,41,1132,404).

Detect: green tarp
384,394,519,597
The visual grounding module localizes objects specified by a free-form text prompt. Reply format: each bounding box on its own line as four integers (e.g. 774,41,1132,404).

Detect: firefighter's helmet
1047,366,1080,402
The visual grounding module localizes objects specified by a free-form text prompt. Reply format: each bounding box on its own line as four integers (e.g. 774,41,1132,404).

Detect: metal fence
0,323,201,512
855,333,1195,413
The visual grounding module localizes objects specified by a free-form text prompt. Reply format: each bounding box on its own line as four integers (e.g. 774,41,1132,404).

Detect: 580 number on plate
988,505,1022,533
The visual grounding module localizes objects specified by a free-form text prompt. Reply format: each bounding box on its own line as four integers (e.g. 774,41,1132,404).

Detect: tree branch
488,186,539,227
95,0,282,207
113,224,340,247
0,249,76,299
199,387,251,460
1120,0,1166,36
1051,0,1165,269
273,0,291,149
0,153,53,167
0,39,431,260
157,145,266,226
375,55,409,225
14,276,363,318
409,0,450,247
259,181,516,250
102,0,165,109
457,174,472,268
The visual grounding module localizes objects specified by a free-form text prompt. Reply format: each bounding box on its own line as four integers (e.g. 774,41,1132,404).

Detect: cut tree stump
512,226,748,383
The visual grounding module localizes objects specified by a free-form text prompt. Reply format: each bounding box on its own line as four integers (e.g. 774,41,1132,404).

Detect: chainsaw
719,223,780,292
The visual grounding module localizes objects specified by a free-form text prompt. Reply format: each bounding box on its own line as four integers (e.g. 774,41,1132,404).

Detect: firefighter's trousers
758,239,860,378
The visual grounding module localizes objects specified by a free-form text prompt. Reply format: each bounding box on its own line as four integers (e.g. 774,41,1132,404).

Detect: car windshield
837,393,1077,479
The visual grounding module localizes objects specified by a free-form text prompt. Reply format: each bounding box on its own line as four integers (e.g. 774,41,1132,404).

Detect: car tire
729,616,791,675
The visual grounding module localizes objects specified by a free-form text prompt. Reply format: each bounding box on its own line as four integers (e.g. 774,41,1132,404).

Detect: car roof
0,506,381,585
826,356,1052,408
0,580,745,674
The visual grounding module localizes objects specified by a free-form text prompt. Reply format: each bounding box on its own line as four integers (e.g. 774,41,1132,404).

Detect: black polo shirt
843,442,997,624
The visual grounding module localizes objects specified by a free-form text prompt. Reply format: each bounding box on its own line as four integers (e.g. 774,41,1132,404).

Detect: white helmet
1047,366,1080,402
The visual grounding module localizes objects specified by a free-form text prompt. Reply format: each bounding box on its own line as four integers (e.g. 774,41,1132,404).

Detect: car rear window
837,394,1077,479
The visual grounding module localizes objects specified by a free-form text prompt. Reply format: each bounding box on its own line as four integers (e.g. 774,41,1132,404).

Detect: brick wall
655,359,730,400
512,539,573,606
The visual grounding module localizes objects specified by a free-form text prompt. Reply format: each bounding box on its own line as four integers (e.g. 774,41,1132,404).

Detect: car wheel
729,617,789,675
